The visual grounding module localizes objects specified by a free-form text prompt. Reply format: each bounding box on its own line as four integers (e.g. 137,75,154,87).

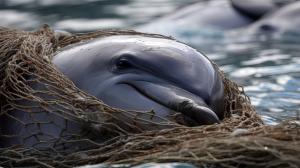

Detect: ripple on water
0,0,299,125
0,10,40,29
210,40,300,125
2,1,300,168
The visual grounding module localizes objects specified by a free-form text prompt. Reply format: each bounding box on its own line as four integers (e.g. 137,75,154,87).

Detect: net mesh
0,25,299,168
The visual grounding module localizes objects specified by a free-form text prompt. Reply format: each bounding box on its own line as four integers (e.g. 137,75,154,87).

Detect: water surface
1,1,299,168
0,0,299,125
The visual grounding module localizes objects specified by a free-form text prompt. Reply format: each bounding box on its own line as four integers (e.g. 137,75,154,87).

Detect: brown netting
0,25,299,168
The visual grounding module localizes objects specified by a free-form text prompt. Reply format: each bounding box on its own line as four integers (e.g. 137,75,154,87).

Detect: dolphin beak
121,81,220,126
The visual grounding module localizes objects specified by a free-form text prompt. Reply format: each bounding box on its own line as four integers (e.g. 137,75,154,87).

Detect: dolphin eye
116,57,132,70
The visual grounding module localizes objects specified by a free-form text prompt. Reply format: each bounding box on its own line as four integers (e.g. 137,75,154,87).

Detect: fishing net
0,25,299,168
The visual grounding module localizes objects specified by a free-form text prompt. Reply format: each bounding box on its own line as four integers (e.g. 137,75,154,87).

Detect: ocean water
0,0,299,167
210,36,300,125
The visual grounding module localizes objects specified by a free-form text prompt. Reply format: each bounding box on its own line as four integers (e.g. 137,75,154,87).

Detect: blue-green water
0,0,299,167
212,38,300,125
0,0,198,30
1,0,299,125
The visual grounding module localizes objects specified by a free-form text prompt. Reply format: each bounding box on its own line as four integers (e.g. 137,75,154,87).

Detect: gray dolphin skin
247,1,300,35
0,35,224,149
137,0,253,33
137,0,282,35
231,0,280,20
53,35,225,126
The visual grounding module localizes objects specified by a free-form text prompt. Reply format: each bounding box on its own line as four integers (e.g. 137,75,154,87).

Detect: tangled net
0,25,299,168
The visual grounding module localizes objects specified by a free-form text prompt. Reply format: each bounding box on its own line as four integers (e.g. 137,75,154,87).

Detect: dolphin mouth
119,81,220,126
